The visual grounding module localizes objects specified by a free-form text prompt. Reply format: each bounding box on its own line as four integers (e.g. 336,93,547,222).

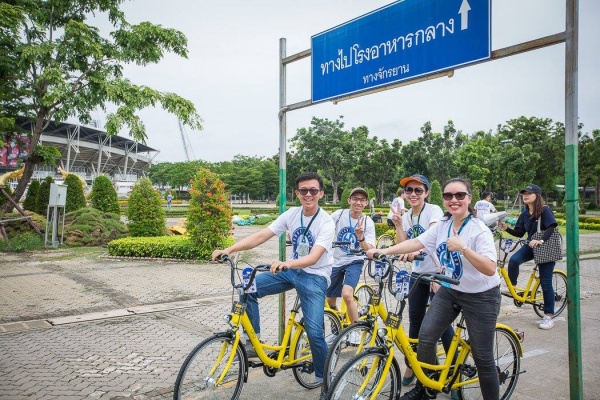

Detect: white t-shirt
387,196,406,219
474,200,496,219
269,206,335,285
401,203,444,274
330,209,376,268
416,217,500,293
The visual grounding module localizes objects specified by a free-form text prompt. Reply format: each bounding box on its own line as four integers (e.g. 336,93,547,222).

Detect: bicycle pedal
458,364,477,378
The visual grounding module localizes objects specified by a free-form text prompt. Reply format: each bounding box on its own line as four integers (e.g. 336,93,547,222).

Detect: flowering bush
187,167,233,250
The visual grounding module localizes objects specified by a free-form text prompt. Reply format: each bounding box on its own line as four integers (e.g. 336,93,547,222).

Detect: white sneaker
325,334,338,346
539,315,555,330
348,331,362,345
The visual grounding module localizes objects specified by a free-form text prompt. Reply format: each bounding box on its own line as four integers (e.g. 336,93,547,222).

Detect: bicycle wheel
458,327,521,400
174,333,245,400
376,234,395,249
532,270,568,318
327,348,400,400
292,310,341,389
323,321,380,390
354,283,375,313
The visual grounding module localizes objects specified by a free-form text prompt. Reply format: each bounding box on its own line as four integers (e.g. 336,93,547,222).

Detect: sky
88,0,600,163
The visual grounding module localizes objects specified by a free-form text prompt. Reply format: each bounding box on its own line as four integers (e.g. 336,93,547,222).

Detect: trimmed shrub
36,176,54,215
429,180,443,209
127,178,165,237
23,180,40,212
340,188,351,208
91,176,120,214
187,167,233,250
107,235,235,260
64,174,86,213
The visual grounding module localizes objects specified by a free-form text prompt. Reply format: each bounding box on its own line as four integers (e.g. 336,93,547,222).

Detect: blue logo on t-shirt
291,227,316,259
337,226,358,253
437,242,463,279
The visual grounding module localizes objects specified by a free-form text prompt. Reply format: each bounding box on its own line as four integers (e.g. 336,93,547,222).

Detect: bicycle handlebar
388,271,460,298
216,254,288,291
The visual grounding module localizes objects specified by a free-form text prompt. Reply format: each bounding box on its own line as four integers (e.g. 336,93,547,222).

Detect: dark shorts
326,260,364,297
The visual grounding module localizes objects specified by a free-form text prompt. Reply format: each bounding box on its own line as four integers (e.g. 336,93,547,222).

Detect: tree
1,1,203,212
290,117,357,204
127,178,165,237
90,175,120,214
23,179,40,212
64,174,86,213
429,180,443,210
187,167,233,250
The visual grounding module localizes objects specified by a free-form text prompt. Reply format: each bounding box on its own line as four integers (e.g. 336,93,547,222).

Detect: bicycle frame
496,233,542,304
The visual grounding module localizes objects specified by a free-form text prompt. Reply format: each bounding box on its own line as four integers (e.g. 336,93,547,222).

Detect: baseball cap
520,184,542,195
349,187,369,199
400,174,430,190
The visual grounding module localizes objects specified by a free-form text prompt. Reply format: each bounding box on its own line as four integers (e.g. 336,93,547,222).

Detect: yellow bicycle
326,255,525,400
496,231,568,318
173,255,340,399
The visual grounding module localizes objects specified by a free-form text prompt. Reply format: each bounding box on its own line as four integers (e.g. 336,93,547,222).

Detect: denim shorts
326,260,363,297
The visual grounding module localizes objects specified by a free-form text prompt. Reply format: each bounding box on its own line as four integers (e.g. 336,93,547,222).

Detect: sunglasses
297,188,321,195
442,192,469,201
405,187,425,195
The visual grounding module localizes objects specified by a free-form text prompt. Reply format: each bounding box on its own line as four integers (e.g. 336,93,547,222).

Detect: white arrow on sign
459,0,471,30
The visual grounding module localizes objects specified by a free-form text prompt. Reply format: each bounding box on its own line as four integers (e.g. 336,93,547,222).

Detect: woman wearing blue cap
499,184,558,330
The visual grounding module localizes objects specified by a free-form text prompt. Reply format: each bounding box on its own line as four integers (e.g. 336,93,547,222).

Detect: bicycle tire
354,283,375,313
376,234,395,249
532,269,568,318
323,320,381,390
327,347,401,400
292,310,341,389
458,327,521,400
173,333,245,400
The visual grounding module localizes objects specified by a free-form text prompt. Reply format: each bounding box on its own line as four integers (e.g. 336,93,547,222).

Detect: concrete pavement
0,227,599,399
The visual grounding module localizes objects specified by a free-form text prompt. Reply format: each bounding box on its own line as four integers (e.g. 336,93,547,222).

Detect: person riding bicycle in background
389,174,456,394
368,178,501,400
387,188,407,228
498,184,558,330
326,187,376,339
211,171,335,389
474,191,497,220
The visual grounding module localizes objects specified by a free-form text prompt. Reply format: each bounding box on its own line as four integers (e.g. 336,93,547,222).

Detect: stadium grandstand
1,119,158,197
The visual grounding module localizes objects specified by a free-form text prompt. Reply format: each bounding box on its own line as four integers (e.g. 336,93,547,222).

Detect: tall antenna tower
178,120,195,161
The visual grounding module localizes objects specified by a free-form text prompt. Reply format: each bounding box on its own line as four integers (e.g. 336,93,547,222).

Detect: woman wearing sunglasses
389,175,455,394
498,184,558,330
368,178,500,400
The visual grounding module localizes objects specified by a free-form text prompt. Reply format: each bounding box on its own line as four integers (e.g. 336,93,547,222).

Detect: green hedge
107,235,235,260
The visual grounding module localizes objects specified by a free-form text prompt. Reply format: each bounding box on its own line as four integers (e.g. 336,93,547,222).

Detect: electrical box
49,183,67,207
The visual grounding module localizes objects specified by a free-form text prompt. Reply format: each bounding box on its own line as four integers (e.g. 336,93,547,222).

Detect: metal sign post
45,183,67,248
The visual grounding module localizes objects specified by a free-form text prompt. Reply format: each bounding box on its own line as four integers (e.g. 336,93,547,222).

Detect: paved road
0,227,599,399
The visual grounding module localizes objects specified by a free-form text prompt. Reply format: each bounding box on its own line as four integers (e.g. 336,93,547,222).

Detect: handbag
532,216,563,264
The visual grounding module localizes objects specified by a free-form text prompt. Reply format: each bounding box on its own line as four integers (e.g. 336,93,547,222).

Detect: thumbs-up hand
391,205,402,226
446,227,465,252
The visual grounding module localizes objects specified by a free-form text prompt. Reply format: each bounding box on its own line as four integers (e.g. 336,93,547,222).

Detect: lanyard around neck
348,210,361,232
410,203,425,238
300,207,320,242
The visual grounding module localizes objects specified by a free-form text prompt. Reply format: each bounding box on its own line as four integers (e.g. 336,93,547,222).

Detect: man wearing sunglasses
211,171,335,388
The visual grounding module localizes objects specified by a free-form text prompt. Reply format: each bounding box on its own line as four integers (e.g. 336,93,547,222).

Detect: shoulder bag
532,216,563,264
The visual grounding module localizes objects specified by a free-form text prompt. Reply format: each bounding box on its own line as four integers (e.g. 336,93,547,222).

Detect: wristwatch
358,237,365,242
459,245,467,255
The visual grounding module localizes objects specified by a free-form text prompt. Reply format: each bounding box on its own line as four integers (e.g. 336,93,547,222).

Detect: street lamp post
499,139,514,209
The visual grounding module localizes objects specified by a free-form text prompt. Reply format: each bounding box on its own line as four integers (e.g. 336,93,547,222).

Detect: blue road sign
311,0,491,103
